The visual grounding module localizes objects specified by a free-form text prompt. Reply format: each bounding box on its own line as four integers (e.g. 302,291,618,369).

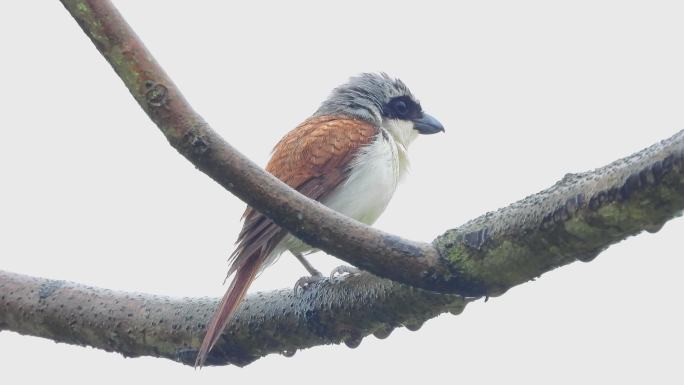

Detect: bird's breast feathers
322,118,414,225
233,115,415,268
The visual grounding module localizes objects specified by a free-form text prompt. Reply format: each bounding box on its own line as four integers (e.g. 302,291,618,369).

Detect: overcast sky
1,1,683,384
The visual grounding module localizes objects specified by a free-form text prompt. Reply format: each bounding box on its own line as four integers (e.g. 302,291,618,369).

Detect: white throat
380,118,416,178
382,118,419,149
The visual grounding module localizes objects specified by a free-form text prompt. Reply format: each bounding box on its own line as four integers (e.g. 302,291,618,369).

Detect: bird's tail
194,253,263,368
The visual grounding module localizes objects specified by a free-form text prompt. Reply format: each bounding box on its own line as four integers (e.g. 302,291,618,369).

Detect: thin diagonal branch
58,0,452,294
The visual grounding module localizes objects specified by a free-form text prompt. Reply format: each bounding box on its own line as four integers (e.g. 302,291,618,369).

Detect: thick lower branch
0,270,467,367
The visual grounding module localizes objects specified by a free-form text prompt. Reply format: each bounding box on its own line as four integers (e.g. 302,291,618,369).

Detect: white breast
322,118,416,225
272,119,417,261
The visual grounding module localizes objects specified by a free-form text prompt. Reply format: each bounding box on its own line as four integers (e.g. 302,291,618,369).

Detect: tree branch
58,0,452,294
0,270,468,367
1,130,682,365
434,130,684,296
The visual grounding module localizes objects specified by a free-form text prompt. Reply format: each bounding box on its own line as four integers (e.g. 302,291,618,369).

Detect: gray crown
314,73,415,126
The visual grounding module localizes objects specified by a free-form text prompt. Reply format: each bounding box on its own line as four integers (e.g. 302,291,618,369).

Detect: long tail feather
194,253,264,368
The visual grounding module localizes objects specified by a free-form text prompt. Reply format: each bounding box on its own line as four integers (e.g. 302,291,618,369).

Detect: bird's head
314,73,444,145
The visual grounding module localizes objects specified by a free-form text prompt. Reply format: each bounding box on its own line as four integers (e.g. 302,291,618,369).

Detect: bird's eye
393,100,408,116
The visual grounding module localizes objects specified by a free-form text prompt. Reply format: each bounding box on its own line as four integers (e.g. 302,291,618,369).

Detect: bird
195,73,444,367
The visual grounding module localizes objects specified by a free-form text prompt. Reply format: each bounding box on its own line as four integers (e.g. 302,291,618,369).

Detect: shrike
196,73,444,366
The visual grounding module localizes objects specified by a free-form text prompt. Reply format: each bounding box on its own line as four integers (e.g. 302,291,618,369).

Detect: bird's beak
413,113,445,134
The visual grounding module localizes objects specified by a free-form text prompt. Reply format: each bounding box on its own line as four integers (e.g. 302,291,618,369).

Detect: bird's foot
293,252,322,277
330,265,360,279
294,272,324,293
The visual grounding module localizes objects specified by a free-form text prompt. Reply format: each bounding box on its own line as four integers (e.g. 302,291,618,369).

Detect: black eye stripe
384,96,422,119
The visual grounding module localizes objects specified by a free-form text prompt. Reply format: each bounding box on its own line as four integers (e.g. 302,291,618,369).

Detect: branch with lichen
434,130,684,296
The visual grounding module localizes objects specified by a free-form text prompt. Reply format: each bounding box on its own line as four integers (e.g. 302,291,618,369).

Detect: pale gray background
1,1,683,383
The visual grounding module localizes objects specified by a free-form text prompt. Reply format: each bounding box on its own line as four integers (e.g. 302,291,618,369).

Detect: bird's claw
330,265,360,279
294,274,324,293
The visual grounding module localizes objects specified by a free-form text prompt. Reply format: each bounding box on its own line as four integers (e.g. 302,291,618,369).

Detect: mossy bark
434,132,684,296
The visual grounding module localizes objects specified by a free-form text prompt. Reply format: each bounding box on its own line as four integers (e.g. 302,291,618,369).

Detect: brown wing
196,115,377,367
228,115,378,274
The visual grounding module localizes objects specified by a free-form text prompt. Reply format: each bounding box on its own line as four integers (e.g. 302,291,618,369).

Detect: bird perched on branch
195,73,444,367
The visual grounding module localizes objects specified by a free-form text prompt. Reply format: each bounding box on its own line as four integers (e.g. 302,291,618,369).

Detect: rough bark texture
0,270,468,367
434,130,684,296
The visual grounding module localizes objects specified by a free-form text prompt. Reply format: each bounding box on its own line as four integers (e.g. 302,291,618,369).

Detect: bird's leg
330,265,360,278
293,252,322,277
293,252,324,292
